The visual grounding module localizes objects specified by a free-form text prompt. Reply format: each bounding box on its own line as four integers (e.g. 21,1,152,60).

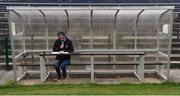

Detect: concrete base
0,70,14,84
1,69,180,85
169,69,180,82
19,73,163,85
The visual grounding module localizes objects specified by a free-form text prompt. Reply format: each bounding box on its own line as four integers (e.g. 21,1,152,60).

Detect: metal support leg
43,56,47,82
161,65,164,73
156,65,159,72
157,65,160,73
134,65,138,74
23,55,27,74
90,55,94,82
40,56,45,82
139,55,144,83
137,61,141,81
134,57,137,73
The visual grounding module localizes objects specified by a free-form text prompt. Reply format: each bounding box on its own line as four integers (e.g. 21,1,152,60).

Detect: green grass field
0,81,180,95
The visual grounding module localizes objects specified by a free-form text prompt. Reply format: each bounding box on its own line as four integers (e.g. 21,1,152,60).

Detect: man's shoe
62,78,67,82
55,78,62,82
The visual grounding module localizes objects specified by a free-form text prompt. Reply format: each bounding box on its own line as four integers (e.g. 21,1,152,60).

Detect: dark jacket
53,37,74,60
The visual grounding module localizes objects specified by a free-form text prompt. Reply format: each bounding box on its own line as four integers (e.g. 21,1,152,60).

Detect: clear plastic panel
9,11,24,56
9,11,23,34
43,10,68,36
92,10,116,64
42,9,68,50
68,10,91,50
92,10,116,49
15,9,46,50
115,10,142,62
116,10,142,50
159,10,171,55
13,35,24,56
135,9,167,71
68,10,91,63
137,10,167,49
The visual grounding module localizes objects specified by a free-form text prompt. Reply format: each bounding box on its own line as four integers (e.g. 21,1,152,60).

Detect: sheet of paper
51,51,68,54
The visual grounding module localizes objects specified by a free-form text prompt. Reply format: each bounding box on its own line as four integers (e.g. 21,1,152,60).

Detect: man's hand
60,44,64,49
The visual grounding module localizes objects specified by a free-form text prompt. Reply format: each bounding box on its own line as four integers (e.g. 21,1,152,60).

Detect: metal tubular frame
65,10,70,35
7,6,174,10
167,9,174,79
134,10,144,50
39,9,49,51
156,9,171,80
8,10,17,81
9,9,27,82
90,10,94,82
113,9,119,50
133,9,144,78
39,9,50,76
111,9,119,70
90,10,93,49
2,2,180,6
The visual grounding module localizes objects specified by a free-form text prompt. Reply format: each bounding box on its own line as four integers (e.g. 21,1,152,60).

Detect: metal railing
0,36,11,70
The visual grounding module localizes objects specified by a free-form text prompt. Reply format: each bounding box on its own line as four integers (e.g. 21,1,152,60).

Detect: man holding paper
53,32,74,81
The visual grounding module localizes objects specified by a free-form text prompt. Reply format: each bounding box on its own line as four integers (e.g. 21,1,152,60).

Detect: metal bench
39,50,145,83
18,60,166,82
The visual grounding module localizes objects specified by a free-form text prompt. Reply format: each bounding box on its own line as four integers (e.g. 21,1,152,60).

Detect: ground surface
2,69,180,85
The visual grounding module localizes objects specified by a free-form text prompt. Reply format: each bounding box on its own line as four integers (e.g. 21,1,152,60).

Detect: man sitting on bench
53,32,74,81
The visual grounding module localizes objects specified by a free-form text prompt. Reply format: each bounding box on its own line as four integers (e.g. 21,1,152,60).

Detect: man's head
57,32,66,41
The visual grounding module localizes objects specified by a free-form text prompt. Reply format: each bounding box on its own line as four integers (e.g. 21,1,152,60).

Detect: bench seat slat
18,61,163,66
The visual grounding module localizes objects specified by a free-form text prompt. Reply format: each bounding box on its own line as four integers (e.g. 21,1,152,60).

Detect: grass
0,81,180,95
